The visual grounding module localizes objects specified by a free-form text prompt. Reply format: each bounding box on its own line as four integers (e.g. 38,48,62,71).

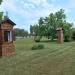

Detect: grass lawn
0,38,75,75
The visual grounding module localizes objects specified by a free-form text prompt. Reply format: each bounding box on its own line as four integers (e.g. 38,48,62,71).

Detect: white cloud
0,0,62,30
1,0,75,30
24,0,41,6
1,0,18,13
1,0,60,19
4,1,49,16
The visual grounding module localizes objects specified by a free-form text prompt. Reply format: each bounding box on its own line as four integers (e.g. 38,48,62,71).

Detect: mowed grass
0,38,75,75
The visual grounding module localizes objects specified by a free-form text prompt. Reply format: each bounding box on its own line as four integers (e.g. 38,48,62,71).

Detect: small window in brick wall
4,31,12,42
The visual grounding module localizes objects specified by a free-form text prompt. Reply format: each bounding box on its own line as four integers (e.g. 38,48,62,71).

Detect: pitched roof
56,28,64,31
0,18,16,26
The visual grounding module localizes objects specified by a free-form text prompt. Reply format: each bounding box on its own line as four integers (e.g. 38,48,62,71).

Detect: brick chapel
0,17,16,56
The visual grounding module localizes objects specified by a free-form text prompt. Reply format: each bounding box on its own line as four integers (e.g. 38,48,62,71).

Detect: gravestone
0,17,16,56
56,28,64,44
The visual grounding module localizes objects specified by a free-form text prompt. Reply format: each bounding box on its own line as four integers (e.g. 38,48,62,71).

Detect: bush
38,44,44,49
72,36,75,40
31,45,38,50
34,38,40,42
64,31,72,42
31,44,44,50
71,29,75,40
34,36,41,42
64,36,71,42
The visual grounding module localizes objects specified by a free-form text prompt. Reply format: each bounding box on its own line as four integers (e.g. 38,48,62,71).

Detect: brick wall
57,29,64,43
0,22,15,56
0,43,15,56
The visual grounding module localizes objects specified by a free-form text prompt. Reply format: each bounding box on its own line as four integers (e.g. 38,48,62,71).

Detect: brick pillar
0,43,15,56
2,43,15,56
56,28,64,43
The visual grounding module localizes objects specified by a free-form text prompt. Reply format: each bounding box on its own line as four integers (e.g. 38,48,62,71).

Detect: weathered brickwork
0,43,15,56
0,18,16,57
57,28,64,44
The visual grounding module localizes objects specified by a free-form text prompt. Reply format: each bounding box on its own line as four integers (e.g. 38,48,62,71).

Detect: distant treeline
14,28,29,38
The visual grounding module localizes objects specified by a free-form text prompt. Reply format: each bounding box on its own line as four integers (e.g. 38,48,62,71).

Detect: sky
0,0,75,32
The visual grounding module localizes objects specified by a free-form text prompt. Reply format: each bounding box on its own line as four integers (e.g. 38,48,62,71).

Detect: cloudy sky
0,0,75,32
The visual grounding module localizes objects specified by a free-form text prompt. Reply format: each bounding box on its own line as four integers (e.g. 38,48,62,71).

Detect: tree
30,25,33,35
32,24,39,36
72,28,75,40
30,9,73,42
38,17,46,36
0,12,3,20
0,0,2,4
24,30,28,37
14,28,28,37
47,13,56,40
0,0,3,20
63,22,73,41
38,17,44,25
20,29,25,37
55,9,72,41
14,28,21,37
55,9,66,27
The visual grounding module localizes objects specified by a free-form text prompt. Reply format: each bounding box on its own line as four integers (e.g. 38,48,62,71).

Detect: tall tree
30,25,33,35
0,12,3,20
47,13,56,40
55,9,66,27
38,17,46,37
32,24,39,36
0,0,3,20
30,9,73,42
0,0,2,4
38,17,44,25
63,22,73,41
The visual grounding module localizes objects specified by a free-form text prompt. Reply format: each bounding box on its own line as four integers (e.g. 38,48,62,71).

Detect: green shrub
72,36,75,40
34,36,41,42
31,44,44,50
64,36,71,42
31,45,38,50
34,38,40,42
38,44,44,49
64,31,72,42
71,29,75,40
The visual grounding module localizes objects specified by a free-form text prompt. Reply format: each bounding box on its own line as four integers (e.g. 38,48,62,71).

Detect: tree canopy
0,0,2,4
30,9,73,41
